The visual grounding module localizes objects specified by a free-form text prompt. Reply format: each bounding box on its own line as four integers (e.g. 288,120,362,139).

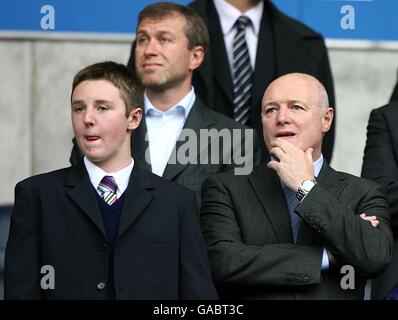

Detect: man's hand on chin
267,139,315,192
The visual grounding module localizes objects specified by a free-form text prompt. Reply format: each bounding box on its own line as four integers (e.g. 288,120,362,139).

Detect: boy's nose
83,109,95,125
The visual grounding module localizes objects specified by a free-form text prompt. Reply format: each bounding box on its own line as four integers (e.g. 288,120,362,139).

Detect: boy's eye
72,106,84,112
97,105,109,112
137,36,148,45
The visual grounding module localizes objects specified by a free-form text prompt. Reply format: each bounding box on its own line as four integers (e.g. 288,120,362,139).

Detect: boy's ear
127,107,143,131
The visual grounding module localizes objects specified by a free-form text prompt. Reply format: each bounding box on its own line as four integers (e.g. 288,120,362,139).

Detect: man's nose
143,39,159,56
276,107,290,124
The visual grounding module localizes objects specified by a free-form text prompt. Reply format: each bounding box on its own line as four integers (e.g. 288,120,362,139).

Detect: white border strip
1,30,398,50
326,38,398,50
0,30,135,42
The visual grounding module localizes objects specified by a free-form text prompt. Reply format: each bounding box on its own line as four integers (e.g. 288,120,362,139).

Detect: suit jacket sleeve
4,180,42,299
200,176,323,287
179,190,218,299
295,181,393,278
362,107,398,229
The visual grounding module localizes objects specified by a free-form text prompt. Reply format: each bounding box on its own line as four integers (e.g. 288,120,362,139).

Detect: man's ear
127,107,143,131
321,107,334,133
189,45,205,71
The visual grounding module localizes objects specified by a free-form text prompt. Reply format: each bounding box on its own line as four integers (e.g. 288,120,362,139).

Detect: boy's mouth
85,135,100,141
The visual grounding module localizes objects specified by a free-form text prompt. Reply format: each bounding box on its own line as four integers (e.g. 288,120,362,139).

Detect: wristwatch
296,179,317,201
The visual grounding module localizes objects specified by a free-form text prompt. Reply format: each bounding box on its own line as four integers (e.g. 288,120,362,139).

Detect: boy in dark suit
5,61,217,300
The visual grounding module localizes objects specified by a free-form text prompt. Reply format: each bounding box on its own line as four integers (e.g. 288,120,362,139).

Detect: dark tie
232,15,253,125
283,186,301,242
97,176,118,205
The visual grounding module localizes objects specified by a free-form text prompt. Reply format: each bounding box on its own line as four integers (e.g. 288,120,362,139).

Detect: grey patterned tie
232,15,253,124
283,185,301,242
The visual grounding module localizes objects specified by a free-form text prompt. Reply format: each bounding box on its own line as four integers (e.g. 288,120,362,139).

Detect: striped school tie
98,176,118,205
232,15,253,124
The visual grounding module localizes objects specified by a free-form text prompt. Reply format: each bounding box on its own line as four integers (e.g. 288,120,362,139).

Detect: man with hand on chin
200,73,393,299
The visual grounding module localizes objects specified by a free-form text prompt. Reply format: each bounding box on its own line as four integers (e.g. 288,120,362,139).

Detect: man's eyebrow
137,29,173,37
263,99,305,106
94,99,113,104
263,101,278,107
289,100,305,105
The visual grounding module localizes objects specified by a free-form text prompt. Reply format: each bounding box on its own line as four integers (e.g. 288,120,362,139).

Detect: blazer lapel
118,165,154,238
251,2,276,119
316,162,348,196
249,164,293,243
132,113,152,173
207,0,233,105
162,99,216,181
65,161,106,236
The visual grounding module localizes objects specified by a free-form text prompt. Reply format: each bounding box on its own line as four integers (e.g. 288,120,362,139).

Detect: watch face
302,180,315,191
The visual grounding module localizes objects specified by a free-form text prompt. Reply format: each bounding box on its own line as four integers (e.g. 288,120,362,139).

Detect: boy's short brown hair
72,61,144,116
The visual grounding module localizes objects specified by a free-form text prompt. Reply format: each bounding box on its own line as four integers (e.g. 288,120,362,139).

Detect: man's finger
271,138,295,153
371,221,380,227
305,148,314,163
269,147,285,161
267,160,280,171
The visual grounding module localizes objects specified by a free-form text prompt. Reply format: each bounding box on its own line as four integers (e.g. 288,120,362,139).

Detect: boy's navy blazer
4,161,217,299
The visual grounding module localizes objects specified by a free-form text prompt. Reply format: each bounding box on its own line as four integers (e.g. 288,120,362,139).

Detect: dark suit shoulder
328,166,383,193
16,167,71,189
371,101,398,116
267,1,324,40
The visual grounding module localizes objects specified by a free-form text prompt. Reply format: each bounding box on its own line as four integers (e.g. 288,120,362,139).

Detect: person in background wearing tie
73,2,264,204
4,61,217,300
200,73,392,299
127,0,336,162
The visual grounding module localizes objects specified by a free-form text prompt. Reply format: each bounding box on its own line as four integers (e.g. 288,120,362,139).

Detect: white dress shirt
213,0,264,71
144,88,195,177
83,156,134,198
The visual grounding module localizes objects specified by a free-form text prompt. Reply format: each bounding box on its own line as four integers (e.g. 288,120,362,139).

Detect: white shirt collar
83,156,134,198
213,0,263,36
144,87,196,120
313,154,324,178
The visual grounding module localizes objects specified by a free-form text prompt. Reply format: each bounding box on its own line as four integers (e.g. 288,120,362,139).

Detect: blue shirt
144,88,195,177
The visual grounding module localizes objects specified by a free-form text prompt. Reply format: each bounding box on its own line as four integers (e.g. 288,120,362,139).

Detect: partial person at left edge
4,61,217,300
